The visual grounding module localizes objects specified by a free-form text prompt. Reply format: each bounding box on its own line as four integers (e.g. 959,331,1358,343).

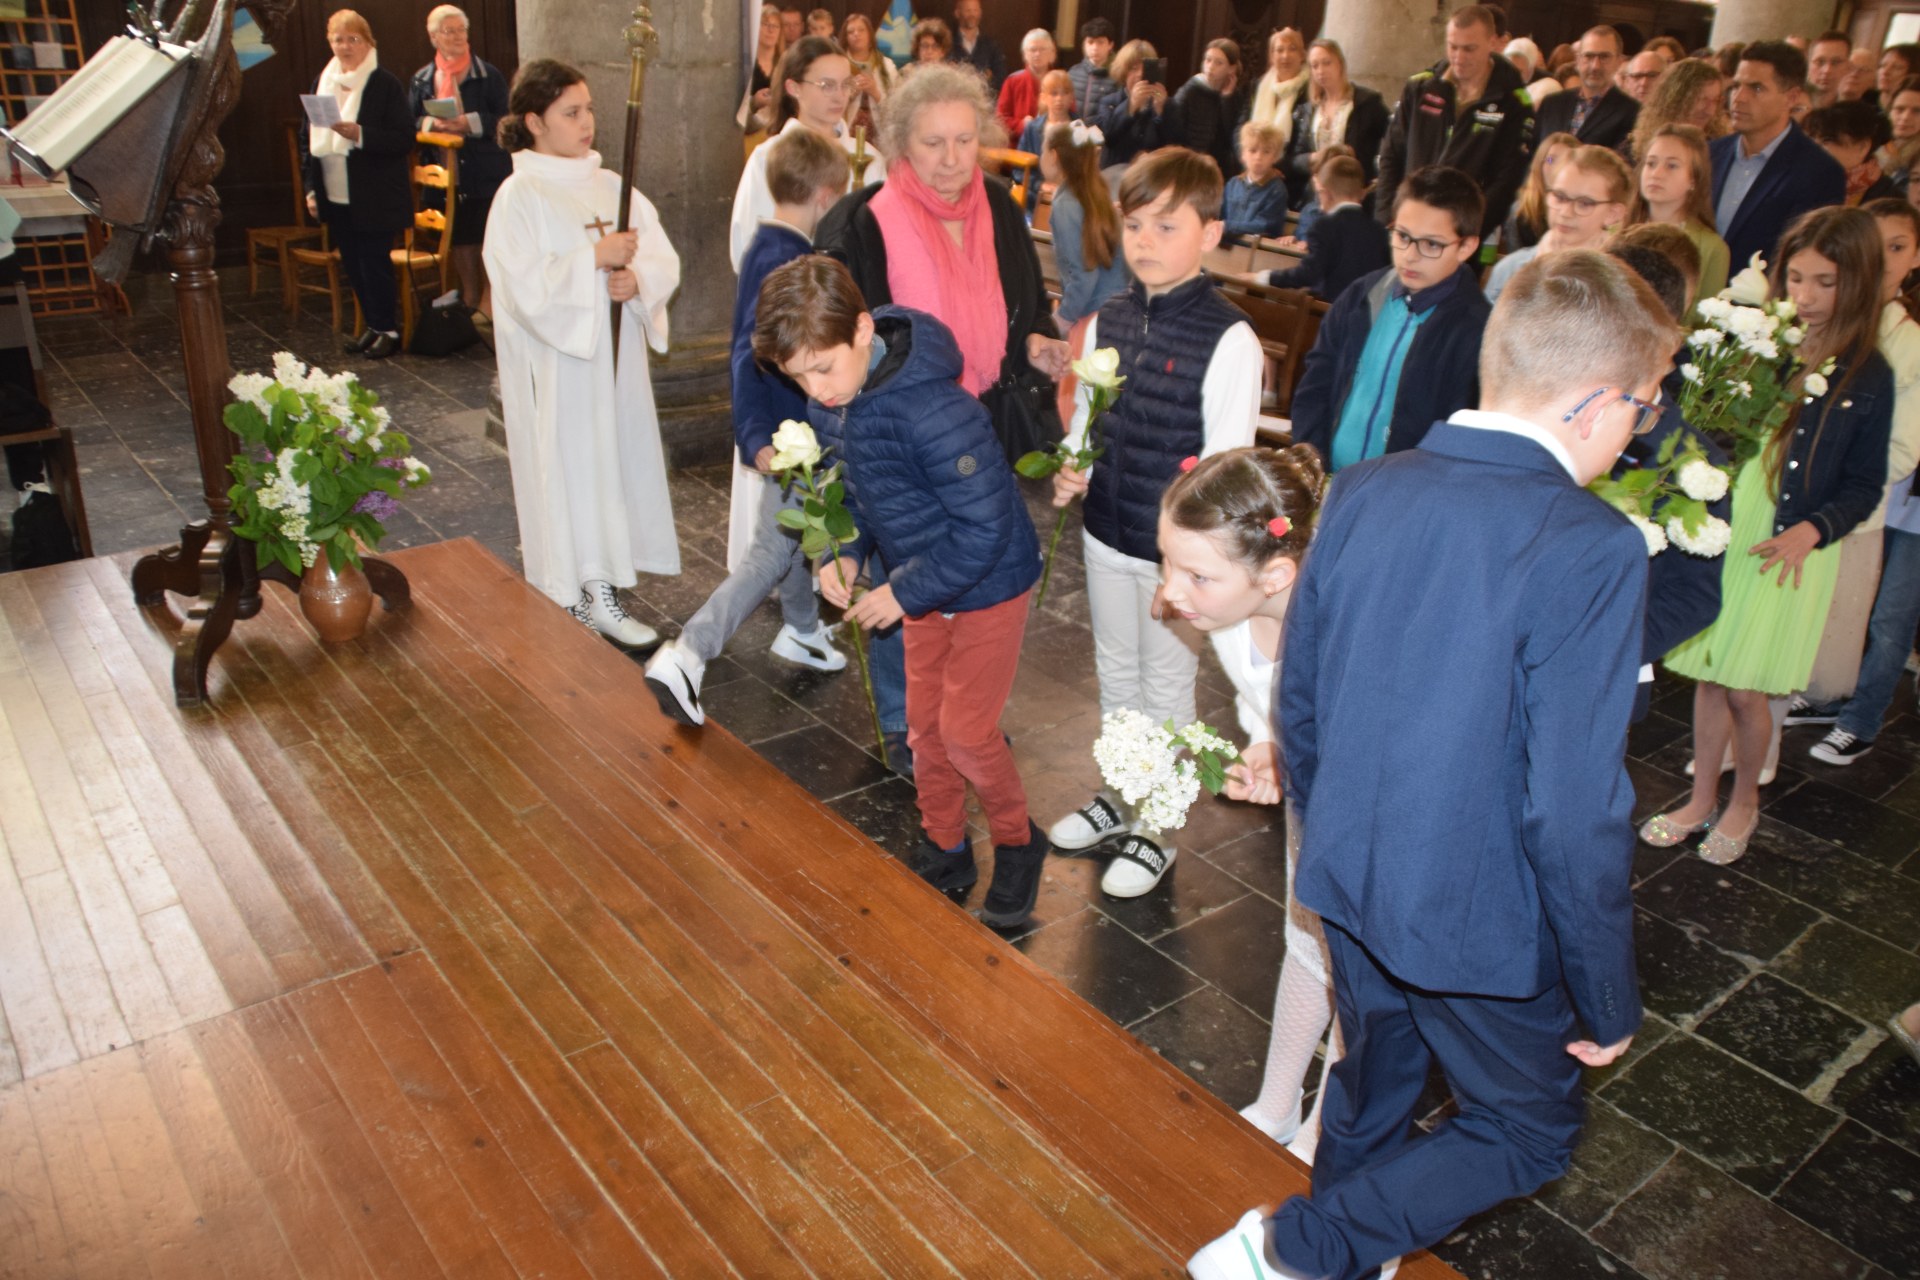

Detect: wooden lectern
8,0,408,706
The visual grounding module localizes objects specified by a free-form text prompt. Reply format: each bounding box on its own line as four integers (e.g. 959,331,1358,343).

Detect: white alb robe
485,147,682,605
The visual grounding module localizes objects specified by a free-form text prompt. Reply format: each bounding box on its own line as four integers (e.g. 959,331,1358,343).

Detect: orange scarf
434,50,471,101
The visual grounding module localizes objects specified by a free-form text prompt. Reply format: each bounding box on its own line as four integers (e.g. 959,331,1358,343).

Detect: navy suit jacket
1533,85,1639,152
1266,205,1392,302
1280,422,1646,1046
1710,126,1848,273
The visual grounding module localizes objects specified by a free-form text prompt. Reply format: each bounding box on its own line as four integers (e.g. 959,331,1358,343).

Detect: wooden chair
1030,185,1053,233
392,134,462,347
1216,278,1316,416
1030,227,1060,306
288,230,359,336
246,123,326,309
980,146,1040,208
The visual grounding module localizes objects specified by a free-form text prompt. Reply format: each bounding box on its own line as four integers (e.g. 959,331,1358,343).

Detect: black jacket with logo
1374,56,1535,239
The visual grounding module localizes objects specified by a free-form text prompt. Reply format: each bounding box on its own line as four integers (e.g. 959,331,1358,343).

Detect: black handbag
408,302,480,356
980,364,1061,464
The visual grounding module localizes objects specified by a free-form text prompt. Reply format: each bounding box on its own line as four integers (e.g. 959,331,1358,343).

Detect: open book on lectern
3,34,190,179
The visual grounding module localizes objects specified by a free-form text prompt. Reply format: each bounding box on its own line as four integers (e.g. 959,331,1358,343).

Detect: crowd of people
293,3,1920,1277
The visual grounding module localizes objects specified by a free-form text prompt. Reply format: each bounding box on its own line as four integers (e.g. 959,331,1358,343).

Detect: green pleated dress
1664,458,1842,695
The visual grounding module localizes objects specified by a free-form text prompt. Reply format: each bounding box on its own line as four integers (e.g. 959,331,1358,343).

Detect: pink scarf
870,159,1008,396
435,50,472,101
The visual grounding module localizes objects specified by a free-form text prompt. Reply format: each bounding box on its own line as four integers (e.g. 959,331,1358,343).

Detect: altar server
484,58,682,646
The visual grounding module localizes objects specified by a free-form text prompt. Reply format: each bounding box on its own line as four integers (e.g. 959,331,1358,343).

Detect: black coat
1772,353,1896,547
1171,76,1246,178
1533,85,1639,153
1281,86,1390,192
947,34,1006,91
406,57,512,192
816,173,1055,394
300,66,416,235
1266,204,1391,301
1375,58,1535,239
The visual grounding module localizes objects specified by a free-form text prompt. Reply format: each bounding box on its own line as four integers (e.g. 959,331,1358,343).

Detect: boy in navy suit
1252,154,1389,302
1188,251,1683,1280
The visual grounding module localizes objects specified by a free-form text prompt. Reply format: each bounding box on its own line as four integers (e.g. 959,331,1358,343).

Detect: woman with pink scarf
408,4,510,325
817,62,1070,461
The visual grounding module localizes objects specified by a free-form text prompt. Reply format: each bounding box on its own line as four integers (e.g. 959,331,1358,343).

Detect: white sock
1244,954,1334,1134
1286,1015,1344,1167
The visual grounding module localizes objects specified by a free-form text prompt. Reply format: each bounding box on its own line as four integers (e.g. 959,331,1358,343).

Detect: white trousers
1084,530,1203,725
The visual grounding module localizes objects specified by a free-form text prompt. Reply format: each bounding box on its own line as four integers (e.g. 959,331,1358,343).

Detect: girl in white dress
484,59,682,646
1157,444,1338,1162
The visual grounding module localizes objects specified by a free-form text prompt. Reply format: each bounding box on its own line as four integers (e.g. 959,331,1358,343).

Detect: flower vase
300,547,373,642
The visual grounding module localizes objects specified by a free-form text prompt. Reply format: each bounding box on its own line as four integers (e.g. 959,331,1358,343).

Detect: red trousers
902,590,1032,847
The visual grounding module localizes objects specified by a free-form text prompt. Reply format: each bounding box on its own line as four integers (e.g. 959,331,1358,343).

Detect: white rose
768,419,824,472
1668,513,1733,558
1681,362,1703,383
1629,513,1668,556
1773,298,1797,322
1805,371,1830,398
1677,458,1730,503
1072,346,1125,391
1781,325,1806,346
1720,253,1771,306
1689,328,1725,349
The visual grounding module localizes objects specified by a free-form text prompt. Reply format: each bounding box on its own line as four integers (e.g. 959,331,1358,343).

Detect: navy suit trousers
1267,923,1587,1280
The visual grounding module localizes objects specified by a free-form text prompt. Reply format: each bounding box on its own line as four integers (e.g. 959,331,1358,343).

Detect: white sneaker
566,590,595,629
770,622,847,671
1049,793,1132,851
1186,1210,1305,1279
644,641,705,726
1100,834,1174,897
585,581,659,648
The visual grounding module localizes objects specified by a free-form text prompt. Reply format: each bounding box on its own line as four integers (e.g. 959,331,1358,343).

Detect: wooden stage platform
0,538,1456,1279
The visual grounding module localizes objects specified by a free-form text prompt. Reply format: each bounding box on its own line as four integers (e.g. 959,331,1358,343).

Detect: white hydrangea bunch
1677,457,1729,503
1092,708,1239,836
1667,513,1732,558
255,447,319,566
1628,513,1669,556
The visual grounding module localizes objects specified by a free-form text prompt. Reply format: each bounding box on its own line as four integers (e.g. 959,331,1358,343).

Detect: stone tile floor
10,270,1919,1280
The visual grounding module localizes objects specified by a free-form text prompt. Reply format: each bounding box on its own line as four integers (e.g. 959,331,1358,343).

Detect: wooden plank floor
0,538,1459,1279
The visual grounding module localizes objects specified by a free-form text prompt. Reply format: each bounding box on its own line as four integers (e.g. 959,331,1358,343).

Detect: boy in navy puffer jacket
752,255,1050,929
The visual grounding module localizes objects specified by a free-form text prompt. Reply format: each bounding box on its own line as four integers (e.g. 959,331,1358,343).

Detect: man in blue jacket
1289,166,1490,472
1711,41,1848,272
1189,250,1681,1280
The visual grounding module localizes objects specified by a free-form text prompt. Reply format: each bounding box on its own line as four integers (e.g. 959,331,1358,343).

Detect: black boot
908,835,977,903
977,821,1049,928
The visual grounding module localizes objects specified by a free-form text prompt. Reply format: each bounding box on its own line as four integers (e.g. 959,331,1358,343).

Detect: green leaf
825,507,856,541
1014,450,1061,479
804,497,825,518
776,508,808,531
822,481,844,506
800,529,830,558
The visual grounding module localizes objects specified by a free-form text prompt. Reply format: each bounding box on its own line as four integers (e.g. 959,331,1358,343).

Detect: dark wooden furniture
0,280,89,554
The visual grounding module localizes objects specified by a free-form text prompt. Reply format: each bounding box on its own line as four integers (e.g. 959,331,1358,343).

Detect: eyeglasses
1387,226,1462,259
1624,70,1661,82
801,77,856,95
330,34,366,45
1545,187,1615,215
1564,387,1663,436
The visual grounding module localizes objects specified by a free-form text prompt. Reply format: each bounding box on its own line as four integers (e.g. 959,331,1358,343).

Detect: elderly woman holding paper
301,9,414,359
408,4,510,324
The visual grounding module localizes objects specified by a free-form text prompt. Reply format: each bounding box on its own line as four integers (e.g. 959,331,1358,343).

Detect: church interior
0,0,1916,1277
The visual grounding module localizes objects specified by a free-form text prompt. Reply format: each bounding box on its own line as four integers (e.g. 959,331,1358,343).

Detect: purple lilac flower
353,490,399,521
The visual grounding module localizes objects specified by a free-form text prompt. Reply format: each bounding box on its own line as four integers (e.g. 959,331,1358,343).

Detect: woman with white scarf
301,10,416,359
1245,27,1310,149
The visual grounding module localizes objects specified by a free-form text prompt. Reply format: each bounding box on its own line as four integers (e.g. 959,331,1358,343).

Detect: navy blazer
1280,422,1646,1046
1710,126,1848,273
1533,85,1639,152
730,223,813,466
1266,204,1391,302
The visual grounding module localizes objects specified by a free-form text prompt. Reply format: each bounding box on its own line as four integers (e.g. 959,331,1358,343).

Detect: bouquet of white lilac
1091,708,1240,836
1588,430,1733,559
1679,254,1838,470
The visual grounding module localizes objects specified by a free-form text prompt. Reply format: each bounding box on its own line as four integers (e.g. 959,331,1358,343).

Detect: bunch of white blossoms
1092,709,1224,836
256,446,318,566
1627,513,1669,557
1667,512,1733,557
1677,457,1730,503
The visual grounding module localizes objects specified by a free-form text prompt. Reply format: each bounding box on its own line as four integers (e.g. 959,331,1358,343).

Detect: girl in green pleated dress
1647,207,1896,865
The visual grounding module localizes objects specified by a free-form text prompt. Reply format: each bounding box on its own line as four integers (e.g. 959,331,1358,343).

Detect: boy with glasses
1290,166,1492,472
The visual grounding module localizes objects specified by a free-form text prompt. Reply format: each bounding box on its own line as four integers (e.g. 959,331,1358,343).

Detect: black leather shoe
342,327,376,353
977,821,1049,928
363,331,400,359
907,836,977,903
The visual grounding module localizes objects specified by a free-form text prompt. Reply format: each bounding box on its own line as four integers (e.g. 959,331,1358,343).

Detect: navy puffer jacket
809,307,1041,617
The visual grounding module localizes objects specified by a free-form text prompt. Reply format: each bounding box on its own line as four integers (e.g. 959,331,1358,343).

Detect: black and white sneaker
643,641,705,726
1047,793,1131,852
1809,727,1872,766
1100,834,1175,898
1783,695,1839,727
769,622,847,671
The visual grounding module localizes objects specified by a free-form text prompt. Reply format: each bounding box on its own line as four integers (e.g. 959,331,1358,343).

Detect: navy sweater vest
1084,276,1245,561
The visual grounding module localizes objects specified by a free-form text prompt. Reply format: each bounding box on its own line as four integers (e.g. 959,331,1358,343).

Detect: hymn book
4,35,188,178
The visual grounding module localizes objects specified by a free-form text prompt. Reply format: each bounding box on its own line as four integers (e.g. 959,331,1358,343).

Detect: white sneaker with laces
585,581,659,648
644,641,705,726
770,622,847,671
566,589,595,629
1049,793,1132,851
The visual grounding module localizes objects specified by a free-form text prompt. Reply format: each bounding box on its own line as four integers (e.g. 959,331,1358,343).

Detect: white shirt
1063,312,1263,459
1446,408,1579,480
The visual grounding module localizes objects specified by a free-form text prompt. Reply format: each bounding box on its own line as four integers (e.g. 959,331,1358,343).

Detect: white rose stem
809,458,888,758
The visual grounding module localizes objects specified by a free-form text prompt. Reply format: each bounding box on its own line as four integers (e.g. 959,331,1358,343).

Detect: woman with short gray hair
821,61,1067,460
408,3,511,323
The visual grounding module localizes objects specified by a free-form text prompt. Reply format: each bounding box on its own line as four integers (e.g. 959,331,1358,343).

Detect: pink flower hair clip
1178,455,1199,472
1268,516,1292,538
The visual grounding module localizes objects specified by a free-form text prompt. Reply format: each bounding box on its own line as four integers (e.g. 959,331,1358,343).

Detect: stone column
519,0,741,466
1323,0,1448,100
1710,0,1840,48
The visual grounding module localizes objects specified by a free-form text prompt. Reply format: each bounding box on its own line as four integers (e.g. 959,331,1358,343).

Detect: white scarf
310,49,378,158
1252,66,1310,146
